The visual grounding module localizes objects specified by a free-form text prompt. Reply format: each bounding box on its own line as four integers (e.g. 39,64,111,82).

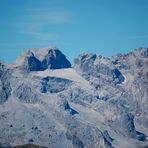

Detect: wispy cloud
14,6,75,41
20,30,59,41
23,8,74,25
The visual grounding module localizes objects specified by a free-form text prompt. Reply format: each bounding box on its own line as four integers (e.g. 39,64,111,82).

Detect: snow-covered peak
14,50,42,72
14,50,34,66
76,52,97,62
31,46,58,61
40,47,71,70
14,46,71,71
113,47,148,60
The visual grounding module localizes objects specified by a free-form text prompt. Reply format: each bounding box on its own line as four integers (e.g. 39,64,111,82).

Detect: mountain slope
0,47,148,148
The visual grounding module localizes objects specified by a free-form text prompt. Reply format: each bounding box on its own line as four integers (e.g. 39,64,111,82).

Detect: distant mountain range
0,46,148,148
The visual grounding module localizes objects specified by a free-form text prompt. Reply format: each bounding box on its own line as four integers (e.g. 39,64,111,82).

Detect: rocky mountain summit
14,46,71,72
0,47,148,148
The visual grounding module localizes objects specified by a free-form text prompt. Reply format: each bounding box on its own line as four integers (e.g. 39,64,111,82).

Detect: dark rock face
64,100,71,110
74,53,97,77
119,112,136,137
41,76,72,93
27,56,42,71
16,48,71,72
74,53,125,85
103,130,114,147
112,68,125,84
41,49,71,70
63,100,79,115
0,62,11,104
136,131,146,141
20,51,42,72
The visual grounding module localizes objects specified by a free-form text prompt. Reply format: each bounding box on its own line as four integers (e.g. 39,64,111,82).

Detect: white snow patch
31,68,93,90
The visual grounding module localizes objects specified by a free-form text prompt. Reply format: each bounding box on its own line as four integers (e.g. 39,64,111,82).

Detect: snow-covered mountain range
0,46,148,148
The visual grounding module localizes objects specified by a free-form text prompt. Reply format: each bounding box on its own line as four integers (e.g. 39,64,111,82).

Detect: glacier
0,46,148,148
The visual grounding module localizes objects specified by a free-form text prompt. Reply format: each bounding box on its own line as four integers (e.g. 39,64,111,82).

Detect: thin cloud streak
14,6,75,42
22,11,74,24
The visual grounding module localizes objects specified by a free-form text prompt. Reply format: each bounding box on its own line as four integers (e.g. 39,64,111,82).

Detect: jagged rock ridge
14,47,71,72
0,47,148,148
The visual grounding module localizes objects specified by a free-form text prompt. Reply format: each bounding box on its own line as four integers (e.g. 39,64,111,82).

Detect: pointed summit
32,46,58,61
14,46,71,72
41,47,71,70
15,50,42,72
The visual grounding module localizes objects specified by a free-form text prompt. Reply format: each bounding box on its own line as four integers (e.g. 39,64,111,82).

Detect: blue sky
0,0,148,63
